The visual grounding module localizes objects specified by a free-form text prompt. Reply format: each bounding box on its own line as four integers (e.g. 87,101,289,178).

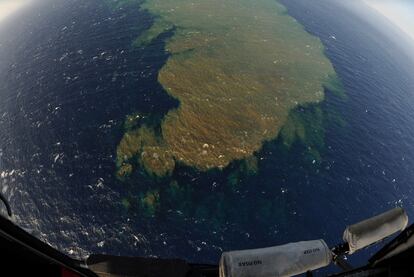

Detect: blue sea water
0,0,414,272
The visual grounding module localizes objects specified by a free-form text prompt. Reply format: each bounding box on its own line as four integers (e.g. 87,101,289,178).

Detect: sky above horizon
0,0,31,23
364,0,414,44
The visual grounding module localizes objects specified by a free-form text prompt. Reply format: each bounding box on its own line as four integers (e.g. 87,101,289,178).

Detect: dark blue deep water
0,0,414,273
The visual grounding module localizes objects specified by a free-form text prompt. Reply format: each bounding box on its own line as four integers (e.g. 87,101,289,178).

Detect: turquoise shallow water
0,0,413,269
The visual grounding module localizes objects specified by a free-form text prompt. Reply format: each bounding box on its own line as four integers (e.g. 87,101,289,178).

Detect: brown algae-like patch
116,0,337,177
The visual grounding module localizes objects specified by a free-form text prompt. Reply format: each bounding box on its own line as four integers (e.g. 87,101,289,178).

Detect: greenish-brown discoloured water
116,0,339,177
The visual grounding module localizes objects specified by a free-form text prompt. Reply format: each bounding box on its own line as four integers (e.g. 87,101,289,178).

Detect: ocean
0,0,413,272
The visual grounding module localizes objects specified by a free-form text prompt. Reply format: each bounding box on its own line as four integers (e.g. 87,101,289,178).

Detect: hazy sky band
0,0,31,22
364,0,414,44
